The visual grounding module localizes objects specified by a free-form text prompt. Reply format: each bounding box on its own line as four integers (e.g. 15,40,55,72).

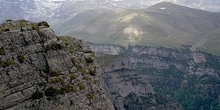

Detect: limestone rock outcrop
0,20,114,110
92,44,220,110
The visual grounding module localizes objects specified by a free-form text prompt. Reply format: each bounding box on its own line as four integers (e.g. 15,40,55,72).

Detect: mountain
0,0,36,21
53,2,220,55
199,27,220,55
0,20,114,110
89,43,220,110
52,8,111,36
146,2,220,35
173,0,220,12
0,0,62,22
1,0,220,23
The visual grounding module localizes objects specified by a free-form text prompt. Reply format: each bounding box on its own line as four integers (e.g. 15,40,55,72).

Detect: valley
1,1,220,110
89,43,220,110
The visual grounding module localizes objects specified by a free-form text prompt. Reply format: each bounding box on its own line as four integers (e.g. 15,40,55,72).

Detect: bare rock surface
0,20,114,110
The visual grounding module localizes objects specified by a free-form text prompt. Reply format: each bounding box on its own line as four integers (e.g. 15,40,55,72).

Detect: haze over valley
0,0,220,110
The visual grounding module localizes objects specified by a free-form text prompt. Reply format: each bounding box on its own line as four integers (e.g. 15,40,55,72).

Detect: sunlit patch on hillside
117,13,139,23
160,7,166,10
123,26,143,43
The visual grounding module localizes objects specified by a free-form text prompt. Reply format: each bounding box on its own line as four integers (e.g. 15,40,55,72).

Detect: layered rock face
88,43,126,55
92,44,220,110
92,45,183,110
0,21,114,110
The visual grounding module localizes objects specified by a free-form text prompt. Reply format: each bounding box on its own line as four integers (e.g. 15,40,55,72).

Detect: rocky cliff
89,44,182,110
91,44,220,110
0,20,114,110
88,43,126,55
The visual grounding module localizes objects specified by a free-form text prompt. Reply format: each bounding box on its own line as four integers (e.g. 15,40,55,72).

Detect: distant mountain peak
52,2,220,55
1,0,220,23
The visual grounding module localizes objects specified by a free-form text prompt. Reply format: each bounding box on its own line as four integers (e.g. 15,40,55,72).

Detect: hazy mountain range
0,0,220,23
1,0,220,55
53,2,220,56
1,1,220,110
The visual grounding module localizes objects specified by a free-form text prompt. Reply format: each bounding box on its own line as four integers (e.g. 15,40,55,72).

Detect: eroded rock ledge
0,20,114,110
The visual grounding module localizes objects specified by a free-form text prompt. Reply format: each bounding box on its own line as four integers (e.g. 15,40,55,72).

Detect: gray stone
0,21,114,110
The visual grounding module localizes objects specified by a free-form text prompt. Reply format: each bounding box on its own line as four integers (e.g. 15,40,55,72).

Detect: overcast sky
34,0,66,1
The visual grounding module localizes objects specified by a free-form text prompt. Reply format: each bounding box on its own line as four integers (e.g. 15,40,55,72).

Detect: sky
34,0,66,1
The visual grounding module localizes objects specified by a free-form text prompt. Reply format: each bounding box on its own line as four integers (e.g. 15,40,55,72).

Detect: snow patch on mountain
34,0,62,18
0,0,220,23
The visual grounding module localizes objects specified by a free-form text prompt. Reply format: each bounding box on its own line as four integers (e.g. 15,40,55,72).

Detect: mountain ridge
1,0,220,23
53,2,220,55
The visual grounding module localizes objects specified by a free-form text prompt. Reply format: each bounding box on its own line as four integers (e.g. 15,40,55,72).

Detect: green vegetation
84,50,93,53
78,83,86,90
134,60,220,110
18,19,29,27
32,24,40,31
49,70,60,77
38,21,50,28
4,28,10,32
18,19,28,23
151,72,220,110
0,28,4,33
0,20,51,33
57,36,69,42
86,93,94,100
7,25,16,29
124,93,178,110
139,66,185,78
57,36,83,52
45,87,63,97
6,19,13,22
0,48,5,55
79,68,86,75
32,91,44,99
69,74,78,79
200,31,220,56
83,75,90,81
0,27,13,33
88,68,96,76
62,84,77,93
85,57,93,64
10,45,17,52
0,58,15,67
4,58,15,67
71,58,76,66
71,58,86,75
49,76,65,84
17,54,25,63
45,42,64,51
0,57,3,67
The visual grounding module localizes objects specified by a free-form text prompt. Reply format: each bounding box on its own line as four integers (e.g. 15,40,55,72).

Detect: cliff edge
0,20,114,110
